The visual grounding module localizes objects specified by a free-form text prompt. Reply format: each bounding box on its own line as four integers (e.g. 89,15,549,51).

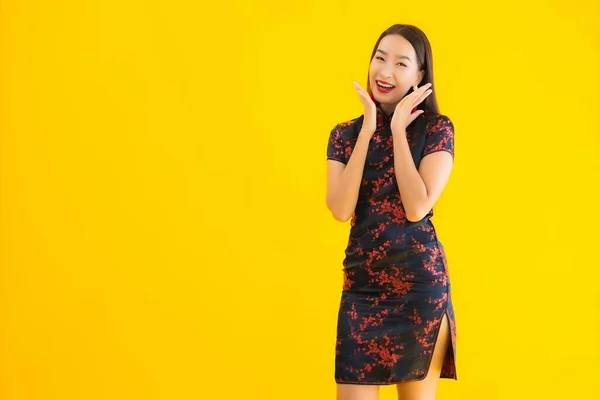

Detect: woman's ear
417,70,425,86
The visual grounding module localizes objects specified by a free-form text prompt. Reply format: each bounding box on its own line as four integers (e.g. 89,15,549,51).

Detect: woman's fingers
353,81,369,97
414,83,432,92
353,81,374,106
409,84,432,106
353,80,365,92
414,89,433,105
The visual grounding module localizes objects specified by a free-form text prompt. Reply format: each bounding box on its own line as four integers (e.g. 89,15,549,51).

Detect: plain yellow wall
1,0,599,399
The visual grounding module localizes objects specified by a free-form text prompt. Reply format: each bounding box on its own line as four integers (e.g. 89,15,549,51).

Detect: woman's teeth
377,82,395,89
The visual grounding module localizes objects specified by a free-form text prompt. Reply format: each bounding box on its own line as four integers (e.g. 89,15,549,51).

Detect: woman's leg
337,384,379,400
395,311,451,400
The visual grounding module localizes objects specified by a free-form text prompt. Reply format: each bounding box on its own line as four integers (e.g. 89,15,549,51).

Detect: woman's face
369,34,424,109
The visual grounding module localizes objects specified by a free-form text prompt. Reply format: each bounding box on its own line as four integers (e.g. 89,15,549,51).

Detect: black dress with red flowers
327,103,457,384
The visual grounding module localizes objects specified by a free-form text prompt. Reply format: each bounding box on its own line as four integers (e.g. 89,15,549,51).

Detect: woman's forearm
327,132,372,221
392,133,428,221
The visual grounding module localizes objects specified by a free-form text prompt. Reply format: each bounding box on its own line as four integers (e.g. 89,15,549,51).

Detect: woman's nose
380,66,393,78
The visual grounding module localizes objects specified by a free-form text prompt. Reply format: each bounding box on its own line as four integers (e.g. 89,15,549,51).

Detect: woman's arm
326,132,372,222
392,134,453,222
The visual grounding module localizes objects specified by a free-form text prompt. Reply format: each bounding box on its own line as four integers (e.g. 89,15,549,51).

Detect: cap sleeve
423,114,454,159
327,125,347,164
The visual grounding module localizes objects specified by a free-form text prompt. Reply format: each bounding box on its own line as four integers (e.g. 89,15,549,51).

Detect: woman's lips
375,80,395,94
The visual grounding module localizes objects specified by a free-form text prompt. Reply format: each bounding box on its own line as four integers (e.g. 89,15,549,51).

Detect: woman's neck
379,102,396,117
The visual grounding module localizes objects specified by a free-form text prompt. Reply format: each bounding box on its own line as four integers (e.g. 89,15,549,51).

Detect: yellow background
1,0,599,399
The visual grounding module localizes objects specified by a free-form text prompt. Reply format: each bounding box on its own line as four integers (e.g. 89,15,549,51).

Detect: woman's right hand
353,81,377,138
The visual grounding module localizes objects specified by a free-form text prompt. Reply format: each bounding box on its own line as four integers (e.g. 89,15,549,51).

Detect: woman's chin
375,98,397,106
373,92,399,104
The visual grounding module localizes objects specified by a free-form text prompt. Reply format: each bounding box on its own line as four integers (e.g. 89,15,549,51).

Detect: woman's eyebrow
376,49,411,62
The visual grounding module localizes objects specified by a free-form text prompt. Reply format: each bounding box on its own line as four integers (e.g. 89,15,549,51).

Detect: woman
326,24,457,400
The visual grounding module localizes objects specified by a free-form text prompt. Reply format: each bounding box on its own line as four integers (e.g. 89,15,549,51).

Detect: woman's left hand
391,83,433,137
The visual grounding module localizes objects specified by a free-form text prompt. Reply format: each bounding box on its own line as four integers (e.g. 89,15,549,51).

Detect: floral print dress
327,103,457,384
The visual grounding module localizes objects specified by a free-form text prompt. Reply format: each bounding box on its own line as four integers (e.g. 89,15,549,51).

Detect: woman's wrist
358,129,374,141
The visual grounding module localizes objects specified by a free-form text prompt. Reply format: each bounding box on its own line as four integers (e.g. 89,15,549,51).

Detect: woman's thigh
337,384,379,400
395,312,451,400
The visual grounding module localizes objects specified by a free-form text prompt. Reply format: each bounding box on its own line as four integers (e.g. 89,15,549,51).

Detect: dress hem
335,307,457,385
335,375,458,386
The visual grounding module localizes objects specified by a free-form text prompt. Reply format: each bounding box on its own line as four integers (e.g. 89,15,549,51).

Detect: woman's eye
376,56,384,61
397,63,407,67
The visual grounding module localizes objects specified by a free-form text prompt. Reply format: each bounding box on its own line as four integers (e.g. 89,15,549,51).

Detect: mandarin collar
374,102,424,132
375,102,393,131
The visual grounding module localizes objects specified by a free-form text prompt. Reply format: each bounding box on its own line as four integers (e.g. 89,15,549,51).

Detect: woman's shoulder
415,110,453,136
331,115,364,137
421,109,452,122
